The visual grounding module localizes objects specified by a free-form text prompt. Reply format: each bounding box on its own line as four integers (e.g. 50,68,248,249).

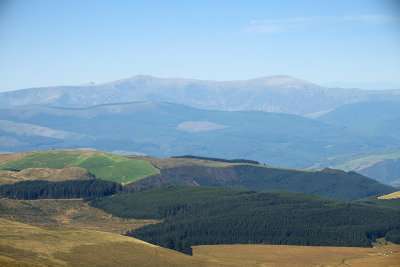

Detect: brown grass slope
378,191,400,199
0,167,94,185
0,150,98,165
1,218,399,267
0,218,214,267
193,240,400,267
0,198,158,234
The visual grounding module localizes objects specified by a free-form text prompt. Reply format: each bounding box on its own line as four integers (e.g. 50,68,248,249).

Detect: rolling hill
0,150,396,200
0,198,158,234
0,150,159,185
0,101,392,170
0,218,208,266
2,217,398,266
316,101,400,140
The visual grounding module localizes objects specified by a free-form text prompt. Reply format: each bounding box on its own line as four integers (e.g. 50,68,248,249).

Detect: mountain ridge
2,75,400,114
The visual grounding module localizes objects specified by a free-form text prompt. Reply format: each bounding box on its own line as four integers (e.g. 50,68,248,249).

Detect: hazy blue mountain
322,147,400,188
0,101,394,169
358,158,400,188
1,75,400,115
310,101,400,185
316,101,400,140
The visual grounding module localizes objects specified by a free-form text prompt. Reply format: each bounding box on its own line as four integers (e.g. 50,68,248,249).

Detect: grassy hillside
0,198,157,234
1,218,399,267
90,186,400,254
379,191,400,200
192,240,400,267
0,150,159,185
0,218,209,267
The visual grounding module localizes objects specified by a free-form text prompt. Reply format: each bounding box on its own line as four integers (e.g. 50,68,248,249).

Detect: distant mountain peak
128,75,156,80
251,75,313,87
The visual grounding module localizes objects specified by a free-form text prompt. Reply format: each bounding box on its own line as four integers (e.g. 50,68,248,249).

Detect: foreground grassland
0,198,157,234
1,218,399,267
193,240,400,267
0,150,159,185
379,191,400,200
0,218,210,267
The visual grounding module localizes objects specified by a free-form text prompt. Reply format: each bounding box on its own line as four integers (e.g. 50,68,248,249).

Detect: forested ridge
89,186,400,255
0,180,121,199
232,165,396,200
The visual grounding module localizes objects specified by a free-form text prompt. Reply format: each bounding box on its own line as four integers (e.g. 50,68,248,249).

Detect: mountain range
1,75,400,115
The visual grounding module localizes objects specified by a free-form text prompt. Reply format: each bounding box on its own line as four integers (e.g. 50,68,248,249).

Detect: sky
0,0,399,92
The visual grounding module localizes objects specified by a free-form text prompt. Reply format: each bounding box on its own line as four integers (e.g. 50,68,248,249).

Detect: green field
0,151,159,185
333,151,400,172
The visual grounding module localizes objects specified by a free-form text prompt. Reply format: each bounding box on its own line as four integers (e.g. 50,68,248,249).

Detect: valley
1,99,399,185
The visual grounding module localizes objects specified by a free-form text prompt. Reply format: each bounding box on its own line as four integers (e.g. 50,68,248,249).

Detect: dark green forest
231,165,396,200
0,180,121,199
89,186,400,255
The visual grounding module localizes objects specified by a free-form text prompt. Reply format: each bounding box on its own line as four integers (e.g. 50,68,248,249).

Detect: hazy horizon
1,0,399,92
1,74,400,93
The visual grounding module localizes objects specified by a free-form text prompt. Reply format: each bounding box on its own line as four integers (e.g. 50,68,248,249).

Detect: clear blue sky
0,0,399,91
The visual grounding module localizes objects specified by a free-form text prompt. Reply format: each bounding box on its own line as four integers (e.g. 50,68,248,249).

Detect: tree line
89,186,400,255
0,180,122,199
